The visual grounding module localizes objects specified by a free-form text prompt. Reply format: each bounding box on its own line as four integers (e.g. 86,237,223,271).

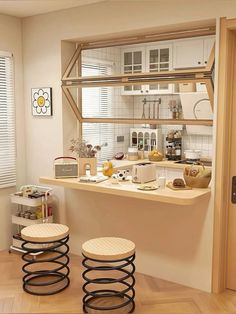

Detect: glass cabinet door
146,44,173,94
122,48,145,95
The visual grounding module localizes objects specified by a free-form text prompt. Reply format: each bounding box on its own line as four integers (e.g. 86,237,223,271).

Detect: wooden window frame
61,21,215,126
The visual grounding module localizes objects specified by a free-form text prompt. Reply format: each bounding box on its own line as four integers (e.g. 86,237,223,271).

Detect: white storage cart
9,185,53,255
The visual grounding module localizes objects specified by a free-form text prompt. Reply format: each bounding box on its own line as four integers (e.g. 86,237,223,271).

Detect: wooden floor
1,250,236,314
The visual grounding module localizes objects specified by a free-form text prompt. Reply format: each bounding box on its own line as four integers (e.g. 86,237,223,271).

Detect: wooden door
212,17,236,293
226,31,236,290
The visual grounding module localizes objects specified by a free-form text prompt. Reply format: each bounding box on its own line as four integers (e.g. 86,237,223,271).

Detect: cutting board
166,182,192,190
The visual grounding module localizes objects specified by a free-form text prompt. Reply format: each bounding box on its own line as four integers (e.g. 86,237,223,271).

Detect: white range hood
180,93,213,135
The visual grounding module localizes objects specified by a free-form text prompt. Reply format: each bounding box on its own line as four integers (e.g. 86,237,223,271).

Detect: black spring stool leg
22,235,70,295
82,253,135,313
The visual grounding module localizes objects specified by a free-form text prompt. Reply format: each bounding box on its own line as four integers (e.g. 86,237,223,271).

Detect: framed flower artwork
31,87,52,116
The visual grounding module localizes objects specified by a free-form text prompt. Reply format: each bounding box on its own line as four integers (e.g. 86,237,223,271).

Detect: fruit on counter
114,152,124,160
102,160,114,177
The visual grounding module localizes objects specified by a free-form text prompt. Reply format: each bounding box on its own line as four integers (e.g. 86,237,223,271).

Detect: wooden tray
166,182,192,190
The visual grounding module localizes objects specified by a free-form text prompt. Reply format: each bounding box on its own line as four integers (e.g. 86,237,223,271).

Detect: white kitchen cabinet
146,44,173,94
121,43,173,95
121,47,146,95
173,36,215,69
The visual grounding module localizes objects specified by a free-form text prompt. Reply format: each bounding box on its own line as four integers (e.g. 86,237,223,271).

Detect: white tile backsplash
82,48,213,160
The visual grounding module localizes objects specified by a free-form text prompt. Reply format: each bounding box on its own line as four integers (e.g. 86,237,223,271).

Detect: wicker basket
148,155,163,162
183,164,211,188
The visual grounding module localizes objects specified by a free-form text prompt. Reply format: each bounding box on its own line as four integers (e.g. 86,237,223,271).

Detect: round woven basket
148,156,163,162
183,164,211,188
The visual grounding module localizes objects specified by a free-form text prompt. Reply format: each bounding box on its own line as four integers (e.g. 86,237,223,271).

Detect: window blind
82,61,114,162
0,52,16,188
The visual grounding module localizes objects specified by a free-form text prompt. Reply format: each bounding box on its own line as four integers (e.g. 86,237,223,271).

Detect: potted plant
69,139,101,176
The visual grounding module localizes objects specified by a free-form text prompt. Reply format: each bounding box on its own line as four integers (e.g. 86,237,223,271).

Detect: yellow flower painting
31,87,52,116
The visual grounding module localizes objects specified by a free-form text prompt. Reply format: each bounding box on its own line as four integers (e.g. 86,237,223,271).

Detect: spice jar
30,213,37,220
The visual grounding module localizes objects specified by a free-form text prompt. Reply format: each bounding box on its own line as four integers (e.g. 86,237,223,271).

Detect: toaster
132,163,156,183
54,157,78,178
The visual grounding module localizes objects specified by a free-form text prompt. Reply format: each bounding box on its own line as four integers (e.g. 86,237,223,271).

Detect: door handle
232,176,236,203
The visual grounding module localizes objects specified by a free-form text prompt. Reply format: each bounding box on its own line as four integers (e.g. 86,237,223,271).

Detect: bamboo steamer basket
183,164,211,188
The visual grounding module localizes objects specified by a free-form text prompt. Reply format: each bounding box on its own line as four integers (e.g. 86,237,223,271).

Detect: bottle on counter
102,160,114,177
175,143,181,159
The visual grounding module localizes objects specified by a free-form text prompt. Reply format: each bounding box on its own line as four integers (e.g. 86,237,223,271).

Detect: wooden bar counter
39,176,211,206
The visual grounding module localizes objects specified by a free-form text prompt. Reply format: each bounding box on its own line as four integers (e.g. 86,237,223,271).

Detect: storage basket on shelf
183,164,211,188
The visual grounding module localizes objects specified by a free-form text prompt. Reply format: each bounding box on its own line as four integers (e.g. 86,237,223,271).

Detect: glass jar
127,147,138,161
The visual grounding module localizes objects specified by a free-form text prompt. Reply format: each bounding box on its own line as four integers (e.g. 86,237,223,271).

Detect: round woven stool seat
82,237,135,261
21,223,70,296
82,237,136,313
21,223,69,242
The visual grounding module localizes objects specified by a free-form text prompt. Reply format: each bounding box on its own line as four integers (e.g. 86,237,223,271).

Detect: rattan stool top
21,223,69,243
82,237,135,261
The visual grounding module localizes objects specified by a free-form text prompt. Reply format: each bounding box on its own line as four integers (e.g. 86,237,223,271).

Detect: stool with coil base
21,223,70,295
82,237,136,313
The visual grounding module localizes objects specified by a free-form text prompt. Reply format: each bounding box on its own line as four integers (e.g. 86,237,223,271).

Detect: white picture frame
31,87,52,116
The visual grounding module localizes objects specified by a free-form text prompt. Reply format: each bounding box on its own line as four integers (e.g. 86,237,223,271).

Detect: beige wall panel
0,14,25,250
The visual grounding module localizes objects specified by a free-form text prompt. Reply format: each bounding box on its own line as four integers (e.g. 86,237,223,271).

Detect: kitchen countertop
111,159,212,170
39,176,211,206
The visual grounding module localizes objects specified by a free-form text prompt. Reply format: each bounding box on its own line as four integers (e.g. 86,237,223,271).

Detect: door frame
212,17,236,293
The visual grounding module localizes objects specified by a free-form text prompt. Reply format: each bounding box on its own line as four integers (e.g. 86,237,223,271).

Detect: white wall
21,1,236,291
0,14,25,250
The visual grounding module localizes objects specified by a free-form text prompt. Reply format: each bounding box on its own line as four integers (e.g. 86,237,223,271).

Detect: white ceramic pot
184,150,201,160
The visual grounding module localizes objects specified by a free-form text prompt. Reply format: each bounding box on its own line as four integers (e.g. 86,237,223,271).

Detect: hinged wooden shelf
62,21,215,126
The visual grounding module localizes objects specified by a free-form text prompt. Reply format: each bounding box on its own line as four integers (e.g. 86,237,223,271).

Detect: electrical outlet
117,136,124,143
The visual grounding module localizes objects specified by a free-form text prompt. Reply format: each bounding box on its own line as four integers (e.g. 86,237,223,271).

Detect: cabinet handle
198,61,201,65
204,61,207,64
141,90,143,93
146,90,149,93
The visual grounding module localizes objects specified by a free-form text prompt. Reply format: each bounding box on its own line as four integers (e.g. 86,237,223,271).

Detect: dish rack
9,185,53,256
